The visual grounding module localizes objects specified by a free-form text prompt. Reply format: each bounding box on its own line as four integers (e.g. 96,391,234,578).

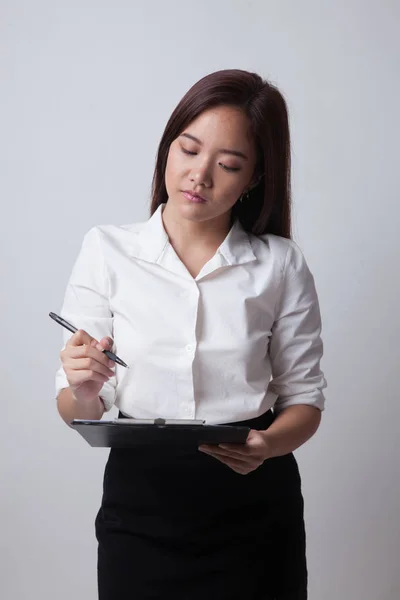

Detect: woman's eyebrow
180,133,248,160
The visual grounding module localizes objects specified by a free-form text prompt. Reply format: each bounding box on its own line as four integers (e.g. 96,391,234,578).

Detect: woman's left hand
199,429,272,475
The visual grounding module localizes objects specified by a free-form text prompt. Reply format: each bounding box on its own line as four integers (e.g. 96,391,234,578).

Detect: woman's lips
182,191,207,203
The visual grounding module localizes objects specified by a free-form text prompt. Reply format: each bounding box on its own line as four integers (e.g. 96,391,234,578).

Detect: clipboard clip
113,417,206,426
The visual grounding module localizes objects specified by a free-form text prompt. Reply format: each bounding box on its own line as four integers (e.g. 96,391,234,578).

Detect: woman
56,69,327,600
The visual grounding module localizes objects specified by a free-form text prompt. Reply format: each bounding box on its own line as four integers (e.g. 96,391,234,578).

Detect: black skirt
95,410,307,600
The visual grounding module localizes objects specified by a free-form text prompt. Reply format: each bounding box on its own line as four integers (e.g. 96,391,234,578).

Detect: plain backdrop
1,1,399,598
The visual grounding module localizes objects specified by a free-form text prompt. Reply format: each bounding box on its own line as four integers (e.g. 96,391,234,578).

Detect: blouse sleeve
54,227,117,411
269,241,327,414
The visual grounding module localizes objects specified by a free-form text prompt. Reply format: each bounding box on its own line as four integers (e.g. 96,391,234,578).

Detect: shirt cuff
55,366,117,412
273,389,326,414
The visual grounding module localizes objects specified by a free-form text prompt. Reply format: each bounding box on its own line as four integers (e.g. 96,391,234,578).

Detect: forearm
263,404,322,458
57,387,105,425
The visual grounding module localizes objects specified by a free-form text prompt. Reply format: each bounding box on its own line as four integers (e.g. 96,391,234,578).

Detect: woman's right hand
60,329,115,404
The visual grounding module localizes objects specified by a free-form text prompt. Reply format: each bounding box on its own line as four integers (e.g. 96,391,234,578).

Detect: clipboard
71,418,250,447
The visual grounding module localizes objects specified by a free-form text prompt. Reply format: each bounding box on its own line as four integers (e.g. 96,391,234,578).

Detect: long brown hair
150,69,291,238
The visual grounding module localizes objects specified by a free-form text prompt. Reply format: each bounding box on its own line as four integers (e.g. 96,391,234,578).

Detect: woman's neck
160,201,234,278
161,201,232,256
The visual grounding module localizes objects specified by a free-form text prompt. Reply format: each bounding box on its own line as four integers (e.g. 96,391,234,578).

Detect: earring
239,191,250,203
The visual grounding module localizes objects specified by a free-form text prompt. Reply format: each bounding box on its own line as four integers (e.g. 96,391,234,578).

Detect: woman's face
165,105,258,225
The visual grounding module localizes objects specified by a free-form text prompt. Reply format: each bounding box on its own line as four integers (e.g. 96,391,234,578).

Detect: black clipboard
71,418,250,447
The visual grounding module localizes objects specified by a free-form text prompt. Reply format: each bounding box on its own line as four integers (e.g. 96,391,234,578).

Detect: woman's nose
190,162,212,187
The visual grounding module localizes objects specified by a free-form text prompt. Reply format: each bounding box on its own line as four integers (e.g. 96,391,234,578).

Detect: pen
49,312,128,368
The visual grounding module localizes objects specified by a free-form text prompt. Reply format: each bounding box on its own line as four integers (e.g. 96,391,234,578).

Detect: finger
97,336,114,351
217,443,251,456
218,430,261,452
200,444,260,462
67,369,110,386
212,454,255,475
62,340,115,367
200,450,250,474
62,344,115,369
200,446,250,463
65,357,115,378
217,446,264,461
66,329,95,348
200,447,263,472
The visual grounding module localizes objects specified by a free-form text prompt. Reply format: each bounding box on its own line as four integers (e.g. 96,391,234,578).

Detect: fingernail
108,359,114,368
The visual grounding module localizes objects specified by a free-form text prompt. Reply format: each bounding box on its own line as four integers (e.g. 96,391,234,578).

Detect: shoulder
80,219,147,252
250,233,308,275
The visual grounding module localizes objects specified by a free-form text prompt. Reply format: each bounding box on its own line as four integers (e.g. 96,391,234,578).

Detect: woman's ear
248,172,264,192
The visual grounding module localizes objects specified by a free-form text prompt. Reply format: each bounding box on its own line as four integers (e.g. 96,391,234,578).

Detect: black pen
49,312,128,368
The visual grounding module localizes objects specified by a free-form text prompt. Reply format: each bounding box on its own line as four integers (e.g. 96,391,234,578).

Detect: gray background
1,1,399,598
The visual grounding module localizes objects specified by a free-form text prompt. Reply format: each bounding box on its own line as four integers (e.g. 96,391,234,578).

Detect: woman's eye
181,147,240,173
181,147,197,156
219,163,240,173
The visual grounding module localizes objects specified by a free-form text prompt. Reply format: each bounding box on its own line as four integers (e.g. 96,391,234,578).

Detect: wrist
71,389,104,419
261,405,322,458
261,430,278,459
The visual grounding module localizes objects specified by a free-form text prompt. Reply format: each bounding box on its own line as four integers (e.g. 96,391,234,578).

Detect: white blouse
55,203,327,424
